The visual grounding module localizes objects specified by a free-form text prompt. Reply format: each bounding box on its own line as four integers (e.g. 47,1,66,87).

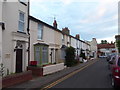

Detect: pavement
5,59,98,89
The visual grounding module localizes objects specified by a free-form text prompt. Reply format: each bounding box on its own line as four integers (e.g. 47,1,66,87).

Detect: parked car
106,55,112,61
108,55,115,70
107,53,116,62
109,55,120,88
99,55,107,58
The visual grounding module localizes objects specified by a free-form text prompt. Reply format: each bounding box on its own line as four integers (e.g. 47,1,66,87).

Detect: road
50,58,113,88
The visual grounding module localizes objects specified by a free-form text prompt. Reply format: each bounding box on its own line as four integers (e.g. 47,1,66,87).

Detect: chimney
92,38,97,41
111,41,113,44
62,27,70,35
53,20,57,29
75,34,80,39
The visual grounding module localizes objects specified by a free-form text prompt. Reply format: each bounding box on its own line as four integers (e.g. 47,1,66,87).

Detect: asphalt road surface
51,58,113,88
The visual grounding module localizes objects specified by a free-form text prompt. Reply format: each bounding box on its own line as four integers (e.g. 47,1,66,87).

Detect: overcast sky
30,0,119,43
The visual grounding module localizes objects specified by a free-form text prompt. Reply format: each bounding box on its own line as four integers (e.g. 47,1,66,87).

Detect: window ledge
37,39,44,42
20,2,27,6
17,31,27,34
12,31,29,40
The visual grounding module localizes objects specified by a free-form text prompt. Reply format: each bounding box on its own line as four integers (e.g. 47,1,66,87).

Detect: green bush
65,46,78,67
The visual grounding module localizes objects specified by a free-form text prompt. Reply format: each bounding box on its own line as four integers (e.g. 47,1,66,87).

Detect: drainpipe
27,0,30,66
0,24,2,64
0,1,3,65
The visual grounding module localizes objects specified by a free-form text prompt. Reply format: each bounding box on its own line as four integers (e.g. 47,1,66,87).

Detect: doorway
16,49,23,73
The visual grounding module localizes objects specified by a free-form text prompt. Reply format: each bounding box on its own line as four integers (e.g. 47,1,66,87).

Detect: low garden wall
43,63,66,75
27,66,43,77
2,70,32,88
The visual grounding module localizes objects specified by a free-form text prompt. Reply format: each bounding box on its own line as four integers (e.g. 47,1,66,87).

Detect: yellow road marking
41,60,97,90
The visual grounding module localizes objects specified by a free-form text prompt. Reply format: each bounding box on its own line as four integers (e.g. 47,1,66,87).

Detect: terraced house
1,0,29,75
29,16,91,68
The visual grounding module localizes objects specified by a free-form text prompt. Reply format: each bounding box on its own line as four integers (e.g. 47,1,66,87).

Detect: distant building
29,16,91,66
87,38,98,59
97,42,116,57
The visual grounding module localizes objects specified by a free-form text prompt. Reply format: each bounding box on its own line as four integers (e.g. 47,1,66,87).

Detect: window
34,45,48,66
62,34,64,44
38,24,43,40
61,49,66,59
18,11,25,32
70,37,71,45
35,47,40,65
67,37,69,42
42,47,48,64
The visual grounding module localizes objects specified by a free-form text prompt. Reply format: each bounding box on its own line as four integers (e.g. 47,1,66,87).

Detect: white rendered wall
2,1,29,74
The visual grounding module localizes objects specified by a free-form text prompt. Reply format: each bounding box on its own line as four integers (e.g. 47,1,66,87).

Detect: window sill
17,31,26,34
20,2,27,6
37,39,44,42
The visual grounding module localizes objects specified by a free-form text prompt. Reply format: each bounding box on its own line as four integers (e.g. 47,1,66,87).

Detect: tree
65,46,78,67
101,40,108,44
101,40,104,44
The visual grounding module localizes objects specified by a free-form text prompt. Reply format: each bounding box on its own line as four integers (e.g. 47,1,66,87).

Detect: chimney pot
53,20,57,29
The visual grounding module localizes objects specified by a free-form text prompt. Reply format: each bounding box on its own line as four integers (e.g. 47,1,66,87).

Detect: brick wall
2,70,32,88
27,66,43,77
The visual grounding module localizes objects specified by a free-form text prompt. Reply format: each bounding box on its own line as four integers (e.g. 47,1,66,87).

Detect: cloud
30,0,119,43
97,35,116,43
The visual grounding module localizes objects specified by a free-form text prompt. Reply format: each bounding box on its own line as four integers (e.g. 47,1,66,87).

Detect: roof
29,15,90,46
97,43,115,49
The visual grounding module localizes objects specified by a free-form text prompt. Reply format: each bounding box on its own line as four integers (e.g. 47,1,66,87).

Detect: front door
50,49,54,63
16,49,23,73
55,49,58,63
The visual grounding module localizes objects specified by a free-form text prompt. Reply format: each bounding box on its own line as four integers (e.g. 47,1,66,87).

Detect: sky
30,0,119,43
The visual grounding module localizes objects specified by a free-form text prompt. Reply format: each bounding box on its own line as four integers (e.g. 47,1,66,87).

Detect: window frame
18,11,25,32
38,23,43,40
34,45,48,66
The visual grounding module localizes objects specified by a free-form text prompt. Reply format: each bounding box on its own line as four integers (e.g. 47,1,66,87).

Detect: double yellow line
41,60,97,89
